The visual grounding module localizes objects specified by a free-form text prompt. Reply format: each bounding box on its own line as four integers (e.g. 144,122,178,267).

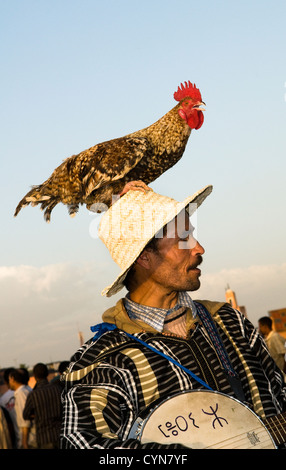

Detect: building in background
225,285,247,317
224,285,286,340
78,330,84,347
268,307,286,340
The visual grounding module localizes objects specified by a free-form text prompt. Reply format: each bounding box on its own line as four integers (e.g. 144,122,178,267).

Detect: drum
128,390,277,449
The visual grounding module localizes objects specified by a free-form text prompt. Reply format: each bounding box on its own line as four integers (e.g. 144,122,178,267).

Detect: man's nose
193,240,205,255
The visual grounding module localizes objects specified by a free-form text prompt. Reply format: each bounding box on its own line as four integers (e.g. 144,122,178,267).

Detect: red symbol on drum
158,413,200,438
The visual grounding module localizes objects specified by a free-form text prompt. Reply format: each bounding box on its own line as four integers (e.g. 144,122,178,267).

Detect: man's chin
185,278,201,292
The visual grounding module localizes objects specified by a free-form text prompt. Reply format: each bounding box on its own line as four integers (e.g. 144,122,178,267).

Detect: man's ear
136,249,153,269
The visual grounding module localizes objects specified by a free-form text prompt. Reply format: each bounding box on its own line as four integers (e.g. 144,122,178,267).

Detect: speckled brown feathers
15,84,203,222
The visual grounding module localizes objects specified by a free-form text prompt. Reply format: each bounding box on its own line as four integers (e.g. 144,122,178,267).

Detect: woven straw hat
98,185,213,297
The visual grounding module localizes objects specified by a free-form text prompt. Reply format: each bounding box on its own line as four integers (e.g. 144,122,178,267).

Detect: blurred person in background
0,406,14,449
9,369,36,449
50,361,70,390
258,317,286,375
0,368,18,448
23,363,62,449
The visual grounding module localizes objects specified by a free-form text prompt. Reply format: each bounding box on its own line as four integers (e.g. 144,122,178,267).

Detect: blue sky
1,0,286,367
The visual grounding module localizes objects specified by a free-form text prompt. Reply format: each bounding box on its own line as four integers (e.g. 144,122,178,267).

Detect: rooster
14,81,205,222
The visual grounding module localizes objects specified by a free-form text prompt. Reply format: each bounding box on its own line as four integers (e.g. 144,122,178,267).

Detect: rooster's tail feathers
14,186,60,223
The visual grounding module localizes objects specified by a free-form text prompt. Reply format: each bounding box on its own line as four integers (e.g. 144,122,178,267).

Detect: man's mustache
188,255,203,270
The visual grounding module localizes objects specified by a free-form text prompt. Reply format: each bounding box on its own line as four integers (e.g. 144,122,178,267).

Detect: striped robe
60,300,286,449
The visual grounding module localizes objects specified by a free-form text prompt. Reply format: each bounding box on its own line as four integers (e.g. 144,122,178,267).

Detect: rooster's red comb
173,81,202,102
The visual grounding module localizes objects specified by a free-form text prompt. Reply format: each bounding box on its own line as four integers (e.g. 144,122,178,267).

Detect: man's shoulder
271,331,286,342
195,299,227,315
195,299,248,322
0,389,14,404
17,385,30,394
70,324,127,365
34,381,60,392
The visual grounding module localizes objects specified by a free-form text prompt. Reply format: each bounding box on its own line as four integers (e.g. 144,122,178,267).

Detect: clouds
1,261,285,367
196,263,286,325
0,262,121,367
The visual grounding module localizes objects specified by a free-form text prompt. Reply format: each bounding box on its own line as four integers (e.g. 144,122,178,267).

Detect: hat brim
101,185,212,297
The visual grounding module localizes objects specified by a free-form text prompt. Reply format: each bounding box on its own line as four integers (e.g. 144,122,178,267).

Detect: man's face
145,211,205,293
258,323,268,337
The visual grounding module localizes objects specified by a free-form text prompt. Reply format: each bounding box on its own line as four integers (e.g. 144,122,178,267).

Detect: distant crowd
0,361,69,449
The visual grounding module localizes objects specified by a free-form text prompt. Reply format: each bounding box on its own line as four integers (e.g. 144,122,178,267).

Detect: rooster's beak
193,101,206,112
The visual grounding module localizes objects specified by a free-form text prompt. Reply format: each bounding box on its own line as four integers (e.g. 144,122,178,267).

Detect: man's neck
14,383,24,392
266,330,273,338
129,284,179,310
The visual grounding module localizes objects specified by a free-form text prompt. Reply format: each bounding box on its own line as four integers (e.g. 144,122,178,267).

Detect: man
23,363,62,449
0,368,19,448
258,317,286,373
9,369,34,449
61,186,286,449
